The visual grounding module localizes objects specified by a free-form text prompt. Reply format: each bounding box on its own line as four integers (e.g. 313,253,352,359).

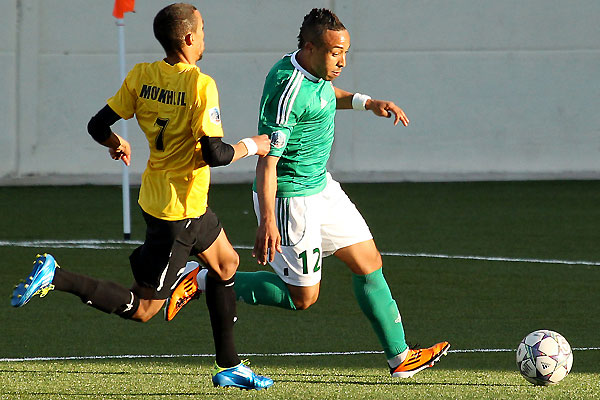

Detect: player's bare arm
87,105,131,166
200,134,270,168
333,86,409,127
333,86,354,109
104,133,131,166
365,99,409,127
231,134,271,162
253,155,282,265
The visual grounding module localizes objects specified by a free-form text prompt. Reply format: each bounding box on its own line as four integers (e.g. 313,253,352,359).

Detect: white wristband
239,138,258,157
352,93,371,110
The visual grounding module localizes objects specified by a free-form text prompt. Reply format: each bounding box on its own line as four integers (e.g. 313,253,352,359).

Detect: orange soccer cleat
390,341,450,378
164,263,203,321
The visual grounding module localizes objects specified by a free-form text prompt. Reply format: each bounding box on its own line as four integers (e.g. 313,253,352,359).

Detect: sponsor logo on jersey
209,107,221,124
271,130,287,149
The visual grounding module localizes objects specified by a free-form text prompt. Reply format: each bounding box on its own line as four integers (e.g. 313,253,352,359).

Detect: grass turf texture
1,182,599,399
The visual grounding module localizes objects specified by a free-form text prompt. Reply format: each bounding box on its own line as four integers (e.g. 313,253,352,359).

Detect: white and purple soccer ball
516,330,573,386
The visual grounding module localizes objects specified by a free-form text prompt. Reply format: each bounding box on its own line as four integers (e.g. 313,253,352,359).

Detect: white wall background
1,0,599,184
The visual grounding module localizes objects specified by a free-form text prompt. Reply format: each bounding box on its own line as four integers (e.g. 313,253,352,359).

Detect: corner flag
113,0,135,19
113,0,135,239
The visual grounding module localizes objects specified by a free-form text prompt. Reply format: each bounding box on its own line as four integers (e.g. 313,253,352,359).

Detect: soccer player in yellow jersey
11,3,273,390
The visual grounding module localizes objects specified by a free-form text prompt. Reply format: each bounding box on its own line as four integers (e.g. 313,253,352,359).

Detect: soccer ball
516,330,573,386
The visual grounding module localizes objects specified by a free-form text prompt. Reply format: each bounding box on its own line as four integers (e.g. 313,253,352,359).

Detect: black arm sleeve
200,136,235,167
87,105,121,144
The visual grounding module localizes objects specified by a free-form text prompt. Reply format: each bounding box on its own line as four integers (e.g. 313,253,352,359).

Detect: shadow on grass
265,372,525,388
0,368,525,389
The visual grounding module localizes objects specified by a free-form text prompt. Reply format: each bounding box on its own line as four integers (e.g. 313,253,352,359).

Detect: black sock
52,268,139,319
205,274,240,368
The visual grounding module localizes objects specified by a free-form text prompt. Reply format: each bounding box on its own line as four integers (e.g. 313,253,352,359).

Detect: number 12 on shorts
299,248,321,274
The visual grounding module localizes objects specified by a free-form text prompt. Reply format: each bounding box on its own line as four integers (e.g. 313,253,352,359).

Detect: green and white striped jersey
256,50,337,197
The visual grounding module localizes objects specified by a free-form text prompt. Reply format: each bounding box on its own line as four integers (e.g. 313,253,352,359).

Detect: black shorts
129,207,222,299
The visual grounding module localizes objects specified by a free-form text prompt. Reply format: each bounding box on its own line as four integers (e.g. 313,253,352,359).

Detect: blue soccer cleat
11,253,58,307
211,361,274,390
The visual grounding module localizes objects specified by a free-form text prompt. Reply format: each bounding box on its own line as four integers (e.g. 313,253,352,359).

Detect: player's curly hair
153,3,199,55
297,8,346,49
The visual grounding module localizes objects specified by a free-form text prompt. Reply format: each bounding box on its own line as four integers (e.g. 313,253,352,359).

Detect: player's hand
109,137,131,166
251,134,271,157
253,219,282,265
365,99,409,127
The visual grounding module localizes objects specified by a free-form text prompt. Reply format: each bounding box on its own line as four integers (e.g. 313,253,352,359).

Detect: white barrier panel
1,0,599,184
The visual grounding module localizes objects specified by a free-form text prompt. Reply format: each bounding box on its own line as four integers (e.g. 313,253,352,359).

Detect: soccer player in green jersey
169,8,449,378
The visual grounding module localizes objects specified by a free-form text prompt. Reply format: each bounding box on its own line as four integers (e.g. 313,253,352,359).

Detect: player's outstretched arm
365,98,410,127
231,134,271,162
253,155,282,265
333,86,409,127
200,134,270,167
333,86,354,109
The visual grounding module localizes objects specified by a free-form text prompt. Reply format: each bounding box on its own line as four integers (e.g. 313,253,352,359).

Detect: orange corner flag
113,0,135,19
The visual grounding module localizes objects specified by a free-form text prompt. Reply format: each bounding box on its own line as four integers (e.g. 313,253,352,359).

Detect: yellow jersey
107,60,224,220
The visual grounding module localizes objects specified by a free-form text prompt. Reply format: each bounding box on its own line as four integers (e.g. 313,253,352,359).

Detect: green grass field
1,181,599,399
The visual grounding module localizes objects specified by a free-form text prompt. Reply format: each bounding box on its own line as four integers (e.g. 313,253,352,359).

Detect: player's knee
213,251,239,281
359,251,383,274
291,292,319,310
131,299,161,322
292,300,314,310
135,312,154,323
373,251,383,269
132,308,154,322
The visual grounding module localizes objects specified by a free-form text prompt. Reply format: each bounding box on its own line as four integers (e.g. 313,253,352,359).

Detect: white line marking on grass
382,251,600,267
1,348,598,363
1,240,599,266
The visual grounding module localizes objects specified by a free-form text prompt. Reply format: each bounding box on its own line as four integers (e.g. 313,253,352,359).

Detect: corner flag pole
117,17,131,240
113,0,135,240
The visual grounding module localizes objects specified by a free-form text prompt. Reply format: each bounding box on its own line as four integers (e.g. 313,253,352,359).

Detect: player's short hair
297,8,346,49
153,3,199,55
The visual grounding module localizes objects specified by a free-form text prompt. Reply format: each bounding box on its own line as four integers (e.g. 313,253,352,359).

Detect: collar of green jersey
290,50,321,83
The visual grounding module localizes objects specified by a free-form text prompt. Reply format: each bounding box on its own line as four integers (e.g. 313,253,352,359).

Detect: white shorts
253,173,373,287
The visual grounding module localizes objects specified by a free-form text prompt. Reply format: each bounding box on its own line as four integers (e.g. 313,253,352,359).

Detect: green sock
235,271,296,310
352,268,408,359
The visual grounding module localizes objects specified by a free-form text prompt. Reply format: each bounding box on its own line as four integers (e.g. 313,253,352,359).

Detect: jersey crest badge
209,107,221,125
320,97,328,109
271,130,287,149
